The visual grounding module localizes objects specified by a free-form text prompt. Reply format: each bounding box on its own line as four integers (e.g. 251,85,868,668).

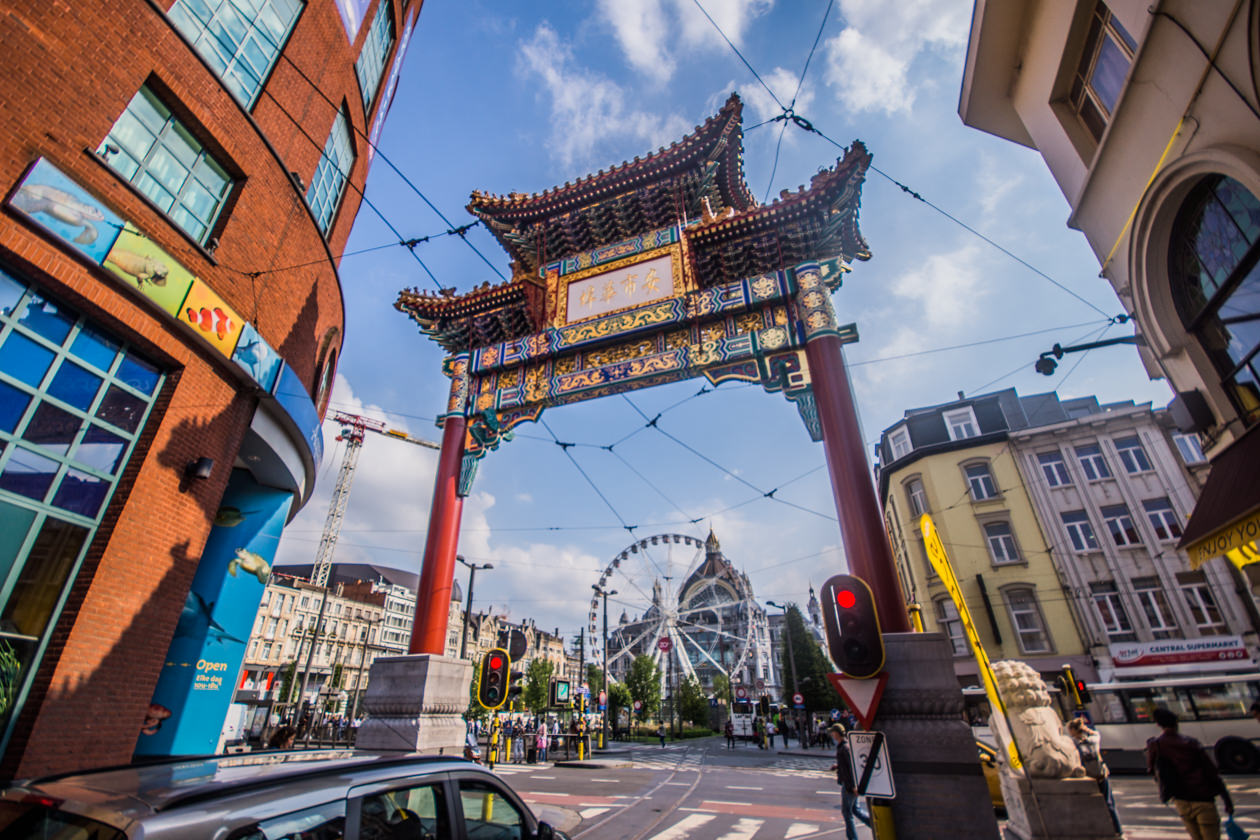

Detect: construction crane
311,411,440,588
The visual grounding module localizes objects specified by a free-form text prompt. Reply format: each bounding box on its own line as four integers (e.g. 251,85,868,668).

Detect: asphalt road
487,735,1260,840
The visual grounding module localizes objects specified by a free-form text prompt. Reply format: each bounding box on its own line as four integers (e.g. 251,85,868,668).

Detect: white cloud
823,0,969,115
599,0,774,84
517,23,691,169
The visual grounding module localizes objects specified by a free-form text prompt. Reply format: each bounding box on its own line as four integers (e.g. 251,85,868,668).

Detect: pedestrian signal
821,574,885,679
550,679,572,707
477,648,510,709
1075,679,1092,703
507,669,525,704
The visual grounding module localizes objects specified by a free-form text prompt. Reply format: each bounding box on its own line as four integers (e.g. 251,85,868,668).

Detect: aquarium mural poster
104,224,196,317
180,277,244,359
136,471,291,756
232,321,282,392
8,158,123,264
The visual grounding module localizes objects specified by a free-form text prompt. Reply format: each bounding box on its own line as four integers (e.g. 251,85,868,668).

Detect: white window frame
905,478,928,517
1091,581,1134,638
1101,504,1141,547
1062,510,1099,552
1173,432,1206,465
1180,581,1227,633
943,407,979,441
964,462,998,501
1143,498,1183,542
935,598,967,656
1038,451,1071,487
306,108,355,234
889,427,911,460
1115,435,1153,473
1075,443,1112,481
1132,578,1178,639
1005,588,1053,654
984,521,1021,564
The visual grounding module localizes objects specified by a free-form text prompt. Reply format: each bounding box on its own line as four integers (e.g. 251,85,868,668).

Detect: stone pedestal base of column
873,632,1001,839
354,654,471,754
1000,771,1120,840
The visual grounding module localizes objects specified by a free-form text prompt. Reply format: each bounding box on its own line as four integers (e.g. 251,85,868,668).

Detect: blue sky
272,0,1171,644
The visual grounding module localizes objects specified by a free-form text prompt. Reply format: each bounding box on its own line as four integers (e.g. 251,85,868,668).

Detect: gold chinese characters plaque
563,251,676,325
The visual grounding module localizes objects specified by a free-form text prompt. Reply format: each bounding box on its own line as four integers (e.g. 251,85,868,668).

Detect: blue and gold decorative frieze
541,226,680,278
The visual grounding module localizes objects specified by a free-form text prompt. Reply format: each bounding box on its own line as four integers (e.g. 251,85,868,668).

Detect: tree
586,663,604,694
782,605,843,712
677,674,710,727
625,654,661,719
711,672,731,707
466,662,487,722
523,658,554,712
608,681,632,723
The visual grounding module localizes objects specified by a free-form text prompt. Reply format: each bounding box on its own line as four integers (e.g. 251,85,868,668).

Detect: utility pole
458,556,493,660
767,601,800,741
297,586,329,744
592,584,617,749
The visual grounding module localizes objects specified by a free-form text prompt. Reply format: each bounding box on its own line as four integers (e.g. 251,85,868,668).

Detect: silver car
0,750,569,839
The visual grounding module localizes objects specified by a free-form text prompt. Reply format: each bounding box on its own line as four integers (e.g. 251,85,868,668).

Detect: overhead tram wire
540,417,640,539
275,51,507,281
688,6,1121,322
766,0,835,203
258,86,446,291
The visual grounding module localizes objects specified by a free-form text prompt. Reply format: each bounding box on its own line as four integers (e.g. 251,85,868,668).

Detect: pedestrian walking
724,719,735,749
1067,716,1121,833
766,719,777,749
657,723,667,747
536,728,548,763
1146,708,1235,840
828,723,872,840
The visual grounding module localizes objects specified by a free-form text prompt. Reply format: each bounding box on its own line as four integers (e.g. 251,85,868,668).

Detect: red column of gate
806,335,911,632
408,415,468,654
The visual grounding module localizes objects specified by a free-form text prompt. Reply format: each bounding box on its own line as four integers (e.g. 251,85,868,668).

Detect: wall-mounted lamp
181,457,214,491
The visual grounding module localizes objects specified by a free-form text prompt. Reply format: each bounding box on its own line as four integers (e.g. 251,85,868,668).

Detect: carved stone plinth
872,633,1000,839
354,654,472,754
1000,771,1120,839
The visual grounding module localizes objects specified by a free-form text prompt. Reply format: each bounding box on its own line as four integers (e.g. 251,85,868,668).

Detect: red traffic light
821,574,885,679
489,655,503,670
836,589,856,609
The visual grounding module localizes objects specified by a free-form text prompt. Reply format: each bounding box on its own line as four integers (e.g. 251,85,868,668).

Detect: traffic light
758,695,770,717
507,669,525,705
1058,664,1091,707
1075,679,1092,704
477,648,510,709
550,679,572,708
821,574,885,679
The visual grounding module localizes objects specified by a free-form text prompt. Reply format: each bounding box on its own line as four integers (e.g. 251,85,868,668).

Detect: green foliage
608,681,632,719
711,672,731,705
677,674,710,726
331,663,344,689
277,661,297,704
0,640,20,715
625,655,661,718
586,664,604,693
780,604,844,712
466,663,487,721
523,658,554,712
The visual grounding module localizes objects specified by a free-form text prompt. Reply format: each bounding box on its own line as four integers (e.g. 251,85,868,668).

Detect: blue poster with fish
9,158,123,264
135,471,291,757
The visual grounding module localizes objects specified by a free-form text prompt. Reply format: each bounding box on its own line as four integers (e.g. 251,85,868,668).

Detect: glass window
1101,504,1141,546
1115,435,1152,473
1143,497,1183,541
1132,577,1178,639
1179,574,1228,633
984,521,1021,564
905,478,928,517
355,1,395,110
98,86,233,244
167,0,303,108
1169,175,1260,426
943,407,978,441
1069,1,1136,142
358,783,447,840
306,108,355,234
1062,510,1099,552
1173,432,1207,464
1038,451,1071,486
458,780,526,840
965,463,998,501
889,427,911,460
1075,443,1111,480
935,598,967,656
243,799,345,839
1005,588,1052,654
0,269,162,740
1091,581,1135,640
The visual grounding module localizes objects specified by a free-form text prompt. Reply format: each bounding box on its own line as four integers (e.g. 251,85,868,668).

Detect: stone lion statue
991,660,1084,779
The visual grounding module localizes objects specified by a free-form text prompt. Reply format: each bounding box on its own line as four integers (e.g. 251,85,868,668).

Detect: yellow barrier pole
481,792,495,822
871,803,896,839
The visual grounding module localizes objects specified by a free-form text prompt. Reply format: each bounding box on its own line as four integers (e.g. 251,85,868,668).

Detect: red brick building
0,0,421,777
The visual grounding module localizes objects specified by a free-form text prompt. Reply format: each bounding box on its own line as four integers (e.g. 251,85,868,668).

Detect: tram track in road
572,749,706,840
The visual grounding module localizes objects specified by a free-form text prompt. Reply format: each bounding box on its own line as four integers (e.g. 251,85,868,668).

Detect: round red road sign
755,679,765,691
734,686,748,699
657,637,672,652
793,692,804,705
633,700,643,710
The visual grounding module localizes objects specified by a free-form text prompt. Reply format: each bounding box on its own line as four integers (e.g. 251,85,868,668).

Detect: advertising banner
135,471,291,756
10,158,123,263
1111,636,1249,670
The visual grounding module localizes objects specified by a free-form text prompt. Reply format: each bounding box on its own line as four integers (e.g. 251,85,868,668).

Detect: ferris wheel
587,533,763,694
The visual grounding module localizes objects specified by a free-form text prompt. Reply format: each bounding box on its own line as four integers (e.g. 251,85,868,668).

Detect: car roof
9,750,484,823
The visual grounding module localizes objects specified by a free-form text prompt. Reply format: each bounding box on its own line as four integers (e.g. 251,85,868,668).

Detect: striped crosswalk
641,813,866,839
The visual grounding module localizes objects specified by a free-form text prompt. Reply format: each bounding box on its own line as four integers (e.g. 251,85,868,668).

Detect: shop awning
1178,424,1260,570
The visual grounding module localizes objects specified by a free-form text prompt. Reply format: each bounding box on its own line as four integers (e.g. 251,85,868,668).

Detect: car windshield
0,799,126,840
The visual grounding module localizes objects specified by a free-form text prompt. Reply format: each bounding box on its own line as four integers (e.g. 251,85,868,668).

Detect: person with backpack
1146,708,1235,840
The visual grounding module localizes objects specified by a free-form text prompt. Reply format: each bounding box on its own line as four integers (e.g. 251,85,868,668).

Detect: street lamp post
458,556,493,660
592,583,617,750
767,601,800,744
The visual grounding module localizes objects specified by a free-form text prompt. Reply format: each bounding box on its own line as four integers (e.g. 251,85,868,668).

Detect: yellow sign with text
921,513,1021,770
1184,508,1260,571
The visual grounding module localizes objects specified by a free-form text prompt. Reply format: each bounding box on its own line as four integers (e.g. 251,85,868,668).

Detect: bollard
871,803,896,839
577,736,585,761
